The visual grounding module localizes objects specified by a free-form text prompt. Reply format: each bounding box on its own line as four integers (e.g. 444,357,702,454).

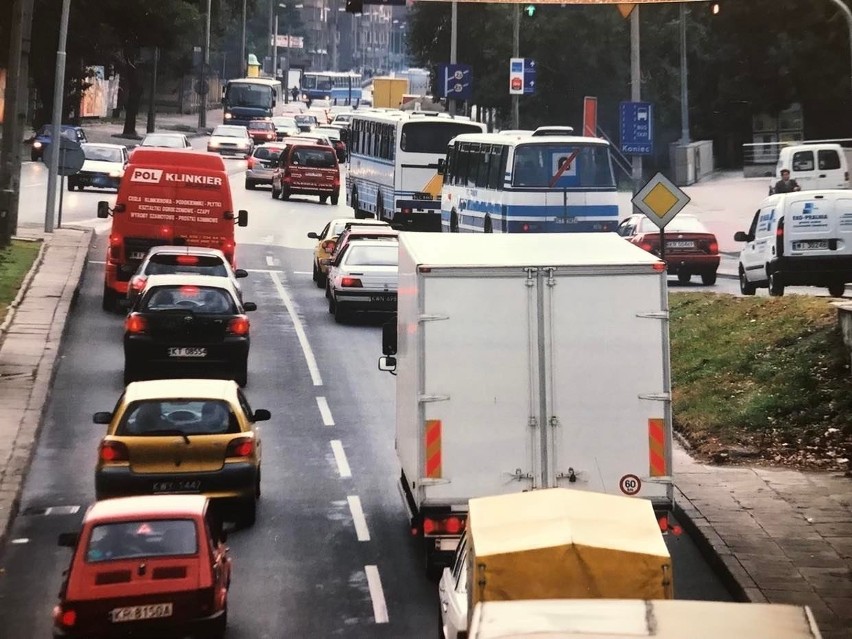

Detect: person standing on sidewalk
772,169,801,194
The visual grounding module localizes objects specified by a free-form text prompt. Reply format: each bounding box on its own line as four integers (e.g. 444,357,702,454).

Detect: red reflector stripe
649,418,667,477
425,419,441,478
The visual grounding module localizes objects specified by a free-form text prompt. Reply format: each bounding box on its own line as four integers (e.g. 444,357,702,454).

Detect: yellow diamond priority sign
632,172,690,229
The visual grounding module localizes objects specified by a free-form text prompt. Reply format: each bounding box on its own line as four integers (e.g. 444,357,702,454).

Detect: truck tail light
226,437,254,458
228,316,250,335
422,515,466,536
55,606,77,628
776,217,785,257
99,440,129,463
124,313,147,334
341,277,362,287
333,174,340,188
108,234,122,260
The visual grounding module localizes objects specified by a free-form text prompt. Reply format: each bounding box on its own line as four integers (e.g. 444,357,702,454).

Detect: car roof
142,132,187,139
343,238,399,249
142,273,238,291
82,142,125,150
86,495,208,523
145,245,227,259
344,226,399,237
123,378,241,402
289,143,334,152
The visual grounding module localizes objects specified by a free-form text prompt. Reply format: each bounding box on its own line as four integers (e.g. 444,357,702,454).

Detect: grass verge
670,293,851,470
0,240,42,326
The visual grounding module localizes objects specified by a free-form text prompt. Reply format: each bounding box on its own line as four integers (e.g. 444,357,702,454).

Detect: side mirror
437,158,445,175
57,532,79,548
382,316,397,356
237,210,248,227
243,302,257,312
253,409,271,422
234,269,248,279
307,232,319,239
93,411,112,424
378,356,397,372
97,201,110,219
734,231,751,242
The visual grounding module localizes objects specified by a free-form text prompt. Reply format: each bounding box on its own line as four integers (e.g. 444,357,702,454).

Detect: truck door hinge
507,468,534,482
638,392,671,402
528,416,538,429
419,314,449,323
544,267,557,287
636,311,669,320
556,467,578,483
549,416,560,429
418,394,450,403
524,267,537,287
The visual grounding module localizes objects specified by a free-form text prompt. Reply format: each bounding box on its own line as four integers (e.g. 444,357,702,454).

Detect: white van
771,144,849,193
735,190,852,297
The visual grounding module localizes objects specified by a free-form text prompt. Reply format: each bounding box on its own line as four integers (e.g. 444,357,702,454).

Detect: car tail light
422,515,467,536
124,313,147,334
176,255,200,265
708,239,719,254
341,277,362,288
226,437,254,458
99,440,129,463
402,207,412,215
246,156,256,169
109,234,122,260
228,316,250,335
129,275,147,292
639,241,654,253
321,239,336,252
57,606,77,628
776,217,785,257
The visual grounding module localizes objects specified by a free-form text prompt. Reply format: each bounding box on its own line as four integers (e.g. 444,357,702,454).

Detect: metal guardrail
742,137,852,166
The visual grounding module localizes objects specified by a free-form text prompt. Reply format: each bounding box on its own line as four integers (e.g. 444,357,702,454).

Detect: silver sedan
327,239,398,324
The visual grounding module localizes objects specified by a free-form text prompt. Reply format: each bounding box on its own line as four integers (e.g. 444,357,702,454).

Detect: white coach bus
347,110,485,231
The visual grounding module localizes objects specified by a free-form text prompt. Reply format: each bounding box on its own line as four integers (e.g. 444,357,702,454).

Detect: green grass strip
0,239,42,325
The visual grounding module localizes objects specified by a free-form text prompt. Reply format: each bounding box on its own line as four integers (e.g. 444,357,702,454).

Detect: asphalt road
0,148,733,637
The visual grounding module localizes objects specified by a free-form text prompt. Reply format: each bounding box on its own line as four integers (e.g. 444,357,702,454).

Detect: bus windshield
400,122,484,154
303,75,333,92
225,84,273,109
512,143,615,189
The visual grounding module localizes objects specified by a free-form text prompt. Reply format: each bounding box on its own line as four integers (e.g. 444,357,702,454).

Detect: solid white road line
316,396,335,426
293,271,311,275
330,440,352,478
347,495,370,541
365,565,389,623
269,270,323,386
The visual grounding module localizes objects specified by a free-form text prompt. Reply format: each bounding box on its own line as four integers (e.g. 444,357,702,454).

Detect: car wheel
245,180,255,190
739,266,756,296
331,192,339,206
677,272,691,285
334,301,349,324
828,282,846,297
237,499,256,528
701,271,718,286
312,260,319,282
328,292,336,313
234,360,248,388
271,182,280,199
768,270,785,297
67,181,76,192
102,285,120,313
317,270,327,289
320,195,329,204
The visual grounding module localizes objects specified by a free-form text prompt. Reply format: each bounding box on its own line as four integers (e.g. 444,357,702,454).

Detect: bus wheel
352,188,363,218
484,215,493,233
376,194,385,222
450,210,459,233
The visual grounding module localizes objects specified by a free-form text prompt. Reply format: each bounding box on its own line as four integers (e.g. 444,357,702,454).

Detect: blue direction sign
438,64,473,100
619,101,654,155
523,58,536,95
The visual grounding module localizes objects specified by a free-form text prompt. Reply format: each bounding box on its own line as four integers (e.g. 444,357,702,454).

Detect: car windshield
143,254,229,277
213,126,247,138
290,147,336,168
83,145,123,162
141,285,237,314
141,134,184,148
512,143,615,188
118,399,240,436
345,244,398,266
295,115,317,125
272,117,297,128
225,83,273,108
86,519,197,563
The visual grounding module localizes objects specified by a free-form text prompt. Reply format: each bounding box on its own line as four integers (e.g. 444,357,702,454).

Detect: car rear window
142,285,236,314
345,244,398,266
640,215,707,234
144,255,228,277
254,147,282,161
86,519,197,562
83,145,123,162
290,148,336,168
118,399,240,436
249,122,274,131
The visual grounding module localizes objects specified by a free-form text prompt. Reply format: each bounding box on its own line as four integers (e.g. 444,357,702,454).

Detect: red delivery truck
97,149,247,311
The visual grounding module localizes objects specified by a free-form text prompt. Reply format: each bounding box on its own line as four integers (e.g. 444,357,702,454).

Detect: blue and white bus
347,111,486,231
440,133,619,233
221,77,281,126
301,71,362,105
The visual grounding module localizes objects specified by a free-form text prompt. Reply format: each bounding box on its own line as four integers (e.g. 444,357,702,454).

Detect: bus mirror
382,316,397,356
437,158,445,175
237,210,248,227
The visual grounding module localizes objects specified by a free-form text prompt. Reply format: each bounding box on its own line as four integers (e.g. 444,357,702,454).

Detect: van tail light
109,234,122,260
226,437,255,458
421,515,467,537
341,277,362,288
333,175,340,188
55,606,77,628
124,313,147,334
222,241,235,263
227,316,250,335
130,275,147,292
246,156,256,169
99,440,129,463
776,217,785,257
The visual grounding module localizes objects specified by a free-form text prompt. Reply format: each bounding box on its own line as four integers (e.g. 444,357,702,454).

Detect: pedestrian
772,169,801,194
291,86,299,102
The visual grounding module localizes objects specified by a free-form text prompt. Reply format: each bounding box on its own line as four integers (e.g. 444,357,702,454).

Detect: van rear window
818,150,841,171
291,148,336,168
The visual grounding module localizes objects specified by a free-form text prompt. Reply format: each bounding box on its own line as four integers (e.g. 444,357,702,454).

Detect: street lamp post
827,0,852,115
44,0,71,234
241,0,247,77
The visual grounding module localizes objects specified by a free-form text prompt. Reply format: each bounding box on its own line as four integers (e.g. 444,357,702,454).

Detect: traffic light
345,0,363,14
524,4,536,18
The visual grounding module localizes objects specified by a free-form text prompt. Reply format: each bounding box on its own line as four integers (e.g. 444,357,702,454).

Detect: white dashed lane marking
316,396,334,426
347,496,370,541
330,440,352,478
365,565,389,623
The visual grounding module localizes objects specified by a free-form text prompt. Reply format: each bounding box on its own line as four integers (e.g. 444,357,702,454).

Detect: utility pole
146,47,160,134
827,0,852,117
449,1,457,116
512,3,519,129
273,14,279,81
330,0,338,72
44,0,72,234
199,0,211,130
679,3,690,146
630,5,642,194
268,0,274,65
0,0,35,246
241,0,247,77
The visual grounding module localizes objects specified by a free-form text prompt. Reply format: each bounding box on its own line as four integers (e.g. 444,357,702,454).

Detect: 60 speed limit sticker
619,474,642,496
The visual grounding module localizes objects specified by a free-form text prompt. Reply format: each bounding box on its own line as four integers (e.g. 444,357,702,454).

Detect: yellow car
93,379,271,526
307,217,388,288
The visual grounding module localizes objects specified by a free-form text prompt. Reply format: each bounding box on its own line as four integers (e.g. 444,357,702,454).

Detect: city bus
440,132,619,233
347,111,486,230
221,77,281,126
300,71,362,105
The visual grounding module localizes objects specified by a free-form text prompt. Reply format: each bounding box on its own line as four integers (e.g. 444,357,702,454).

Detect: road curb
0,228,93,551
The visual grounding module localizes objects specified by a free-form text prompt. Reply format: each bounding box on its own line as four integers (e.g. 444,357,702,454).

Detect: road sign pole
449,1,457,116
630,5,642,196
512,3,519,129
45,0,71,234
58,170,65,230
660,226,666,262
199,0,211,131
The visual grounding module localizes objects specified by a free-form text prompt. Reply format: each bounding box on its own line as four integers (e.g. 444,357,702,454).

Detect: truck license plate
129,251,146,260
168,347,207,358
792,240,828,250
111,603,173,623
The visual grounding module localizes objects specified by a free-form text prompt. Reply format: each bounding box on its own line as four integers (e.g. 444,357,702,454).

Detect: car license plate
370,294,396,303
153,479,202,493
666,241,695,249
129,251,146,260
168,347,207,358
792,240,829,250
111,603,173,623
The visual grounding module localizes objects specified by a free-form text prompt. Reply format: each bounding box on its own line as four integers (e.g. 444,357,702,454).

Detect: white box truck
379,233,675,575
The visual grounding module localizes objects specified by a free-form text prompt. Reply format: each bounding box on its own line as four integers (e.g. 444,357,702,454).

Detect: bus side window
467,143,481,188
455,144,469,187
390,127,396,162
487,145,503,190
476,145,491,188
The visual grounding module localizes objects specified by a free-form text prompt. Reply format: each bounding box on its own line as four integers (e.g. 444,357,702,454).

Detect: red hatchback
617,213,720,285
271,143,340,205
53,495,231,639
246,120,278,145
